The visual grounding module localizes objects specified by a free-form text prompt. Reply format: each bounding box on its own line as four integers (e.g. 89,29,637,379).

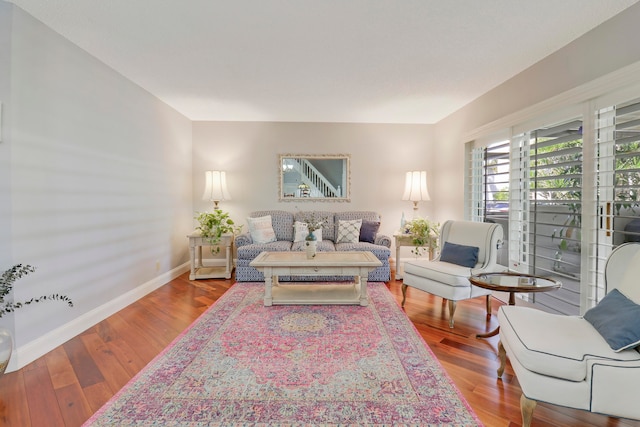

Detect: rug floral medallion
84,283,483,426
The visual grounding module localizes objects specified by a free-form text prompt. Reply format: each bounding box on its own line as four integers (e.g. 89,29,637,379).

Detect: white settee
498,242,640,426
401,220,507,328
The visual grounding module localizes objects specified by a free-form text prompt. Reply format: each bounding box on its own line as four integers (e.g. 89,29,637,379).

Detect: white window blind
528,120,583,315
592,99,640,306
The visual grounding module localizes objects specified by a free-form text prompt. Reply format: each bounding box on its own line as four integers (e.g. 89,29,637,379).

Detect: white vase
0,327,13,375
305,240,317,259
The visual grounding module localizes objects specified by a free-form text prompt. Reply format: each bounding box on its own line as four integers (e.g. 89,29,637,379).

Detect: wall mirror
279,154,350,202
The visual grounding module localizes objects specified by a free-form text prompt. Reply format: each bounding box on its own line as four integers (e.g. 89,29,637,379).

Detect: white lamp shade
202,170,231,202
402,171,430,202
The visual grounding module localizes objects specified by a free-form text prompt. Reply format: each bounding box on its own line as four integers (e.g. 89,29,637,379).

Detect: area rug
84,282,482,426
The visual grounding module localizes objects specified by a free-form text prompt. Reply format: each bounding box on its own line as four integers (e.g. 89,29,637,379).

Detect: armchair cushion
440,242,479,268
584,289,640,352
404,259,475,287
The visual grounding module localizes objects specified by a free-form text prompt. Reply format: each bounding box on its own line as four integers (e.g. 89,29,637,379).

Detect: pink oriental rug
84,282,482,426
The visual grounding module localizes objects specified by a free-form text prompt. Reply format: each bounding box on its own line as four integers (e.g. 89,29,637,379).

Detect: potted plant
298,212,327,259
0,264,74,374
298,183,310,197
195,210,243,254
404,217,440,257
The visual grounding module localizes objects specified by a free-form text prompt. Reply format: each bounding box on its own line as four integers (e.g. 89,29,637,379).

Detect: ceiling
8,0,640,124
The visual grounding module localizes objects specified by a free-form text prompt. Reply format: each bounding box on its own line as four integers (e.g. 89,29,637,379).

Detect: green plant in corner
195,210,243,254
404,217,440,257
0,264,73,318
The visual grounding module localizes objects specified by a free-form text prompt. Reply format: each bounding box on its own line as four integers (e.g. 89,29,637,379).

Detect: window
470,119,584,315
592,98,640,305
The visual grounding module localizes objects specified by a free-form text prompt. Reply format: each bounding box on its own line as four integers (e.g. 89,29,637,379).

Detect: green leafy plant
0,264,73,318
195,210,243,253
404,217,440,257
298,212,327,240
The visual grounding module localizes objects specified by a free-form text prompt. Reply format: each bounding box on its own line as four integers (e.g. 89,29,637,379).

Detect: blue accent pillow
440,242,479,268
359,220,380,244
584,288,640,352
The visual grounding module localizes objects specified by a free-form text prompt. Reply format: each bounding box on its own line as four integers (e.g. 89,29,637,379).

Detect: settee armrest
235,232,253,247
375,234,392,248
590,356,640,419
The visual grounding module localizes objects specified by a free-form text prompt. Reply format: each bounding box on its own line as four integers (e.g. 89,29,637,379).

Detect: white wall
432,2,640,221
192,121,434,245
0,1,14,337
1,4,193,370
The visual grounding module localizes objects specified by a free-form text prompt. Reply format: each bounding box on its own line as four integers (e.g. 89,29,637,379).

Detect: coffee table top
250,251,381,267
469,272,562,293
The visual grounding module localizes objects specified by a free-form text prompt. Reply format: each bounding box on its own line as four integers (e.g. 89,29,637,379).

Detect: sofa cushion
294,211,335,242
404,259,473,287
291,240,336,252
293,221,323,242
498,306,640,381
440,242,479,268
237,241,293,259
359,220,380,244
337,219,362,243
248,210,294,241
335,211,380,241
335,242,391,262
247,215,276,244
584,289,640,352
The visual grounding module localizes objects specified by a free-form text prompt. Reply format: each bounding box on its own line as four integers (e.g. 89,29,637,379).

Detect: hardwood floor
0,273,638,427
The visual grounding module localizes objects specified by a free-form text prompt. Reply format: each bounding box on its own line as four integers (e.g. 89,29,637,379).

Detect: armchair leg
485,295,492,317
401,284,408,307
497,340,506,377
520,394,537,427
447,299,456,328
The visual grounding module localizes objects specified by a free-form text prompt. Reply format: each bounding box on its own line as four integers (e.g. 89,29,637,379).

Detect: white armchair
401,220,506,328
498,242,640,426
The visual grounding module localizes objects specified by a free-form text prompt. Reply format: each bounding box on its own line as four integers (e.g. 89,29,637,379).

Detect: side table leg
395,245,403,279
189,245,196,280
224,244,232,279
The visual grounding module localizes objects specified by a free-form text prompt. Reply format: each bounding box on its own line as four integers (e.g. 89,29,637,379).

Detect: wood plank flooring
0,273,638,427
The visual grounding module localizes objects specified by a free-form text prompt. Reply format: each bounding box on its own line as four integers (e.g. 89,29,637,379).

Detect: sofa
235,210,392,282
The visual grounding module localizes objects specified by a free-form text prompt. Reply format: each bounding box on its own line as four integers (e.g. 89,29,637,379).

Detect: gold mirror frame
279,154,351,202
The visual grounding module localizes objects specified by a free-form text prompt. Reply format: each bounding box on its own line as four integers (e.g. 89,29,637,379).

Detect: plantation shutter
468,146,485,222
528,120,583,315
484,141,510,223
509,133,530,273
592,99,640,306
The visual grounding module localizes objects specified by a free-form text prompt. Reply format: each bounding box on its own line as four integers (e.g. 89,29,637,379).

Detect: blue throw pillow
440,242,479,268
359,220,380,244
584,288,640,352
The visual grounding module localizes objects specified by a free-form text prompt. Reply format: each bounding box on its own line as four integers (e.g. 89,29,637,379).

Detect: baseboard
7,262,190,372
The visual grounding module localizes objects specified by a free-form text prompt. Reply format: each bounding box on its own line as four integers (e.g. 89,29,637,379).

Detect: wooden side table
393,232,435,279
469,272,561,338
187,231,234,280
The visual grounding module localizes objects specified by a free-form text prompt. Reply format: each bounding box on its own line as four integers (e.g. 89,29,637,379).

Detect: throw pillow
337,219,362,244
584,288,640,352
440,242,479,268
293,221,323,242
359,220,380,244
247,215,277,244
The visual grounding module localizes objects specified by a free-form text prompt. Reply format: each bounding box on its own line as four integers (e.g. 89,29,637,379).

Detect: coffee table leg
359,275,369,307
264,275,273,306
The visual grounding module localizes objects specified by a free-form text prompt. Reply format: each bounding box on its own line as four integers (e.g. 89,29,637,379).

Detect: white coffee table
249,251,382,306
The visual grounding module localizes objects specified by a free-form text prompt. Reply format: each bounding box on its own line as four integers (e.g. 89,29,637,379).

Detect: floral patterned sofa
235,210,392,282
